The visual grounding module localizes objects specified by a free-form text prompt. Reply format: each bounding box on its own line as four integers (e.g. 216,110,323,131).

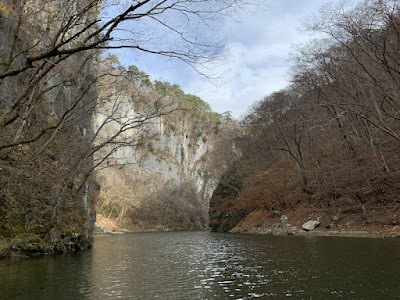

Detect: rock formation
93,68,219,230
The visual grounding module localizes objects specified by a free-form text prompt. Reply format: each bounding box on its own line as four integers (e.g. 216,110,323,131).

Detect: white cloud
181,0,336,118
115,0,355,119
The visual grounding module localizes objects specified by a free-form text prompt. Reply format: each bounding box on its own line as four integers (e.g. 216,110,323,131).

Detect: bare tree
0,0,256,248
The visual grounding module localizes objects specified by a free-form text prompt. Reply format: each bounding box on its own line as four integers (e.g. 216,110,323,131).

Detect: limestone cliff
93,66,219,230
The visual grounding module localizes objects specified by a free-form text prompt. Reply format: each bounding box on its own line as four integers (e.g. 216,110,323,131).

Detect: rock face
302,220,320,231
93,79,218,230
280,215,289,224
0,0,99,256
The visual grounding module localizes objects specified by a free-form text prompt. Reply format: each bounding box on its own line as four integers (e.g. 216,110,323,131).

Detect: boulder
332,215,340,222
325,223,337,229
287,225,298,235
280,215,289,224
302,220,320,231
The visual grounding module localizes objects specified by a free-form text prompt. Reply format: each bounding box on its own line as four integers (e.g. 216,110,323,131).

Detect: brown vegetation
210,0,400,235
96,166,209,231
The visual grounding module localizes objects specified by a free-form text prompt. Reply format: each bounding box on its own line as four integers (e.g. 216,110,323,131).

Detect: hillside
209,1,400,237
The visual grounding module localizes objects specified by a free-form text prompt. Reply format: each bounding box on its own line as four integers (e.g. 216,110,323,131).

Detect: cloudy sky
112,0,357,119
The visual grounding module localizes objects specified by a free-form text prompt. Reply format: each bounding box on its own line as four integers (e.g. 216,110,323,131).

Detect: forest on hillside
210,0,400,233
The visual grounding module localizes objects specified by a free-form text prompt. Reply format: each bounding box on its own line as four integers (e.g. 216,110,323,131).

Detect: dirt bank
95,214,173,234
228,207,400,238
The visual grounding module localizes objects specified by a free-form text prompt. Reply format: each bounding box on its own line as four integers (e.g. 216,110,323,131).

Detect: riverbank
95,213,172,234
0,232,91,259
232,225,400,238
94,213,201,234
228,208,400,238
95,211,400,239
2,209,399,260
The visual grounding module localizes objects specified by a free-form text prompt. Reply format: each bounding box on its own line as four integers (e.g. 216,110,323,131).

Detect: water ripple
1,232,400,299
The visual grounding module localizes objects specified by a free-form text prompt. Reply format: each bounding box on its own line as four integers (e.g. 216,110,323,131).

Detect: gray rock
345,221,353,227
326,223,337,229
302,220,320,231
264,229,273,235
287,226,298,235
273,228,286,236
386,232,400,238
280,215,289,224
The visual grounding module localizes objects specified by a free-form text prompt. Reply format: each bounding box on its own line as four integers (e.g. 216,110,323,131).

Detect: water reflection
0,250,94,300
1,231,400,299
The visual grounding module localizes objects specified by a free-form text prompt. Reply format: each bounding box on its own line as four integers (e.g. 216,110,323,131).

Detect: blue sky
109,0,357,119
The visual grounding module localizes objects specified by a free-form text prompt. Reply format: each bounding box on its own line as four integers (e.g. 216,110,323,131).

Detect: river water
1,231,400,299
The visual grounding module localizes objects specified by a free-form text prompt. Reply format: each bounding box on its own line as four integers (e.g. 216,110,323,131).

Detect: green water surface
1,231,399,299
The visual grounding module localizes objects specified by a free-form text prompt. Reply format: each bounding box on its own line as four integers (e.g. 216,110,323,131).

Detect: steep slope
209,1,400,237
93,64,220,231
0,0,99,257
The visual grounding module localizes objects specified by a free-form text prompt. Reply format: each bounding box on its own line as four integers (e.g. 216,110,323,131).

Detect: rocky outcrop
302,220,320,231
93,76,219,230
229,211,299,236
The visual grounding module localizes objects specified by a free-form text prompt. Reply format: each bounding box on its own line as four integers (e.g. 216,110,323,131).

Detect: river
1,231,400,299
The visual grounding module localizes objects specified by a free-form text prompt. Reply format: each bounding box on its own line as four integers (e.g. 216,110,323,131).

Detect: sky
110,0,356,119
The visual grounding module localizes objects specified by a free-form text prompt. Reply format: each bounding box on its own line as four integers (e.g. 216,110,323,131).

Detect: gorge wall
0,0,99,257
93,68,219,231
0,0,222,259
